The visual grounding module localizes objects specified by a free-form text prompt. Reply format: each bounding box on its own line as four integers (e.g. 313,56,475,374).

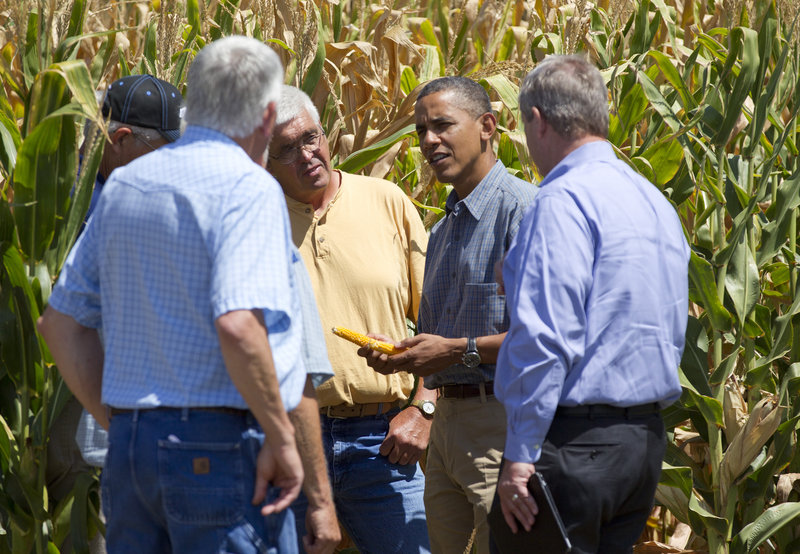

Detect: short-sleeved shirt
419,161,537,388
285,171,428,407
49,125,305,411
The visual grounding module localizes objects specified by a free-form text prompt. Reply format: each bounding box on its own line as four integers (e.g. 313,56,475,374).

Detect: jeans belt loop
479,382,487,403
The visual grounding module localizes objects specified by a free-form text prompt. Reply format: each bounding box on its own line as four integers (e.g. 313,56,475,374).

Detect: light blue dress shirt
419,161,537,388
495,141,689,464
50,125,305,412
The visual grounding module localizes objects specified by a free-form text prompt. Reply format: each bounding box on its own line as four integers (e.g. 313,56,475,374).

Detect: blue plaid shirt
49,126,305,411
420,161,537,387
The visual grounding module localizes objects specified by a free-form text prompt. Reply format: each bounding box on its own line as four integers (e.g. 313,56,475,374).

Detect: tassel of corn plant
331,327,402,355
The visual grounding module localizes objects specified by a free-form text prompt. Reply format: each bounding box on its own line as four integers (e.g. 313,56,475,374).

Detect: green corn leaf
337,124,414,174
480,74,519,118
637,71,683,134
647,50,695,111
655,482,690,524
400,66,419,96
22,12,41,90
141,21,158,76
12,116,77,262
89,32,120,84
688,251,733,331
731,502,800,554
449,15,470,69
52,0,88,62
712,27,759,147
724,231,759,321
630,0,659,55
419,44,442,82
688,494,728,539
687,389,724,429
0,90,22,177
660,462,693,499
680,316,713,397
743,2,782,158
757,170,800,266
639,138,683,186
53,123,104,274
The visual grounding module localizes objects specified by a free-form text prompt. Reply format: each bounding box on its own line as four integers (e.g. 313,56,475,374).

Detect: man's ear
109,126,132,150
479,112,497,141
529,107,546,138
261,101,277,143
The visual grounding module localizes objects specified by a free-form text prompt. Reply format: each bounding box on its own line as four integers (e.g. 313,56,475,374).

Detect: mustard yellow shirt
285,171,428,407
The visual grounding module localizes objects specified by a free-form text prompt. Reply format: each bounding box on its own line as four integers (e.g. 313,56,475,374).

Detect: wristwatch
410,399,436,417
462,337,481,369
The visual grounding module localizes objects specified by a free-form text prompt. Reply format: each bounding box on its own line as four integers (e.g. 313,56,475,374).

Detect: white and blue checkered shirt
420,161,537,387
49,125,305,411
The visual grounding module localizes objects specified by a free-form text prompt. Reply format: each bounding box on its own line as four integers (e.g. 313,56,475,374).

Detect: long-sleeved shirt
419,161,537,388
496,140,689,464
49,125,306,411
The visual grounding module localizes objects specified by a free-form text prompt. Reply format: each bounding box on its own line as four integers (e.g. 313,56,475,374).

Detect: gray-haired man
39,37,308,553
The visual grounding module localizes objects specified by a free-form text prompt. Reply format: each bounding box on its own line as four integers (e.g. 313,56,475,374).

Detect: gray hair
184,36,283,138
108,120,164,143
518,55,609,140
276,85,320,126
417,76,492,118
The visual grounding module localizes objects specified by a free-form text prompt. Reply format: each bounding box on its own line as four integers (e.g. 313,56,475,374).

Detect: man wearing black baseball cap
86,74,183,218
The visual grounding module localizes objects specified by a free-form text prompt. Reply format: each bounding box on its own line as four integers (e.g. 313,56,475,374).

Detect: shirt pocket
158,439,245,525
457,282,507,336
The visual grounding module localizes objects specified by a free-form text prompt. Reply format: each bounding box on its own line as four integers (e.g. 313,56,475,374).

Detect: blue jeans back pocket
158,439,246,525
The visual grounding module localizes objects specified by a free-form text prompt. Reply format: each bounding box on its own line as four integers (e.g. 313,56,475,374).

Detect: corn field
1,0,800,552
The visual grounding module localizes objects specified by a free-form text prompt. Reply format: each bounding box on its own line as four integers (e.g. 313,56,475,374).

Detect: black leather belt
555,403,660,418
438,382,494,399
108,406,249,417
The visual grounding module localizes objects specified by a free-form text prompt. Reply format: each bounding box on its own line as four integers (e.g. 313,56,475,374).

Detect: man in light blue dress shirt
37,37,308,553
492,55,689,553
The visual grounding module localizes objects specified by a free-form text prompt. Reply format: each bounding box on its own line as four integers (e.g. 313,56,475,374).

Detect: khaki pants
424,395,506,554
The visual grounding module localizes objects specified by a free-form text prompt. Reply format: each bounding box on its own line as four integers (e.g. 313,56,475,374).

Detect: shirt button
305,208,311,213
319,237,325,243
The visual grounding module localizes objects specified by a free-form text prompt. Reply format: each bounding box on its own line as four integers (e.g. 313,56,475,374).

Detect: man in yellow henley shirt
268,85,435,554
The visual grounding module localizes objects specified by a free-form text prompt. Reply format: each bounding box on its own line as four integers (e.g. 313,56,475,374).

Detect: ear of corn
331,326,402,355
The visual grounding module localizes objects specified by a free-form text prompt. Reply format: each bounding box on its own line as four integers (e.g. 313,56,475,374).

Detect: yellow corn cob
331,327,402,355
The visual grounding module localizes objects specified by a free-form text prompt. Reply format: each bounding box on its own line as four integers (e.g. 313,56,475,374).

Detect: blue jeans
102,409,297,554
291,410,430,553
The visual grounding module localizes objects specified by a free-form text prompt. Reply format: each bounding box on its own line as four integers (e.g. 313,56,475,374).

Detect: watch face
462,351,481,368
422,401,435,415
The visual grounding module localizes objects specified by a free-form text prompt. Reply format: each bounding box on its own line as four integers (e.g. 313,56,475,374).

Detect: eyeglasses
270,131,323,164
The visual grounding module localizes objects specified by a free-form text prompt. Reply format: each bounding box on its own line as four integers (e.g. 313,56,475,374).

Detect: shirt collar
179,125,241,147
445,160,507,220
539,140,614,188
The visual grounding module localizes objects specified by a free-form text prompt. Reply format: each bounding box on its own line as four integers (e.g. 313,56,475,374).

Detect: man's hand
379,406,432,465
497,459,538,533
359,333,462,377
253,442,304,515
303,501,340,554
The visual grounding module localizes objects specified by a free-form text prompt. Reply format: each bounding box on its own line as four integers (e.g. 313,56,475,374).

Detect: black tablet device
488,472,572,553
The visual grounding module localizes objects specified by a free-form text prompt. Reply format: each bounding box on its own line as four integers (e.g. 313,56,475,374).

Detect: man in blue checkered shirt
362,76,538,554
38,37,308,553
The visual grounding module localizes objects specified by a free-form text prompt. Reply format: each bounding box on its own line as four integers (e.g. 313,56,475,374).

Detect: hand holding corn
331,327,403,355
